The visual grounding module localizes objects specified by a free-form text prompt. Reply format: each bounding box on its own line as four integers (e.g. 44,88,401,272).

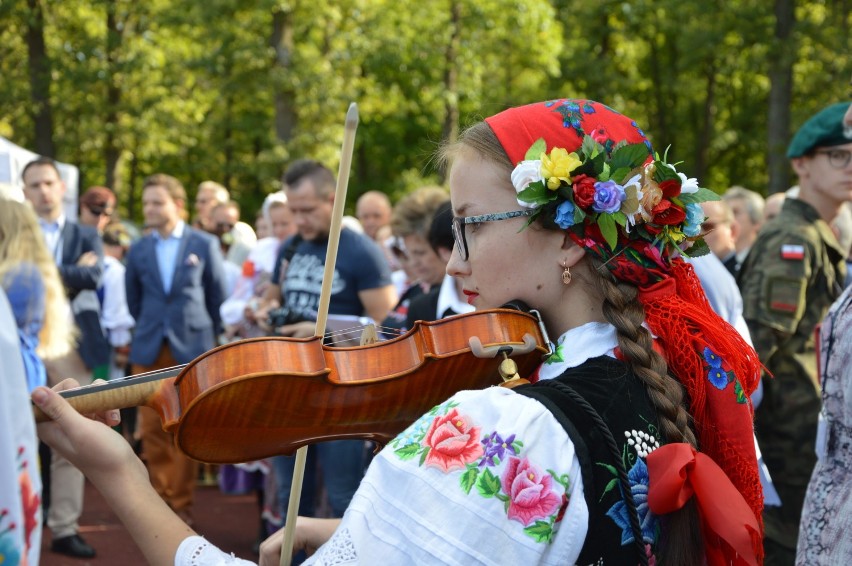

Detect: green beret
787,102,852,158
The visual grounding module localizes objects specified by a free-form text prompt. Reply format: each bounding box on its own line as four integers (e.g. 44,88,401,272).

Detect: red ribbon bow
647,443,761,566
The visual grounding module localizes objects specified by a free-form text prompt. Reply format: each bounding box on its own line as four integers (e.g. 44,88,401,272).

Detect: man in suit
22,156,105,558
125,173,227,525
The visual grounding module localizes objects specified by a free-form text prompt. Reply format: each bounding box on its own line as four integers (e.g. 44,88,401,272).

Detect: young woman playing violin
34,99,764,566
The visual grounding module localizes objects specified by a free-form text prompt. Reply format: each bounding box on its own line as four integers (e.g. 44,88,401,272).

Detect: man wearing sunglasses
78,186,116,234
739,101,852,564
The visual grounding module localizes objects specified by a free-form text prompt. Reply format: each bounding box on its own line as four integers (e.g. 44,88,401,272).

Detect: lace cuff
175,536,257,566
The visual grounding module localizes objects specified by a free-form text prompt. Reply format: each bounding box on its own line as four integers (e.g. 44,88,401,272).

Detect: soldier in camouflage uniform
738,101,852,565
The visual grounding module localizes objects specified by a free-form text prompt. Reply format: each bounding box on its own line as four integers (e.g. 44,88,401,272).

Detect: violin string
323,325,405,338
322,324,405,346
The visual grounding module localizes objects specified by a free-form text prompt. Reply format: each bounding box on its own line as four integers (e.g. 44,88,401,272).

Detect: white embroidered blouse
175,322,620,565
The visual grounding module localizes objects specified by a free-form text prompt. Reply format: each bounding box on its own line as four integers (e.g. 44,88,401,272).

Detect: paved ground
40,480,261,565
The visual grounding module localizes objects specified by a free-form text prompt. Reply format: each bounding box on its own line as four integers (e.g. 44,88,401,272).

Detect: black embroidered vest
515,356,662,565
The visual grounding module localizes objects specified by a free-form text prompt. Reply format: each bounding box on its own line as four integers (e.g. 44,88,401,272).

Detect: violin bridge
359,323,379,345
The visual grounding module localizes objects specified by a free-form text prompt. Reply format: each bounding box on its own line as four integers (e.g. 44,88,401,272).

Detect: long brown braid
589,262,704,565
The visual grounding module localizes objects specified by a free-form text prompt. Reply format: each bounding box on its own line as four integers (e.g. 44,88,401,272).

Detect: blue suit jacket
57,222,110,369
58,222,103,296
125,226,227,366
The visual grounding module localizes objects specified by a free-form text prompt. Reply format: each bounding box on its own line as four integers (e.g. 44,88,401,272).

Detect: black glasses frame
814,148,852,169
451,209,536,261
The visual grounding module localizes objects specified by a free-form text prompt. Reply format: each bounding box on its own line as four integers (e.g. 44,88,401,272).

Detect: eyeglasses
88,206,113,218
814,148,852,169
451,209,536,261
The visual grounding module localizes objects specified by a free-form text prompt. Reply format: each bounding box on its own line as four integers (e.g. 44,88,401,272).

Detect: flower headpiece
487,99,764,563
495,100,719,286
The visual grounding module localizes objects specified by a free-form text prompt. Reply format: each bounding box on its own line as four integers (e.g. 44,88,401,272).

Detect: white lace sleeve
175,536,257,566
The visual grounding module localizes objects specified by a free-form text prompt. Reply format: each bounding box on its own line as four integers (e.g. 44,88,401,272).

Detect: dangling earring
561,260,572,285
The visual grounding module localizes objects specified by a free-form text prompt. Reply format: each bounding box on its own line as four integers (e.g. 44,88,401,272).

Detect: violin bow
279,102,359,566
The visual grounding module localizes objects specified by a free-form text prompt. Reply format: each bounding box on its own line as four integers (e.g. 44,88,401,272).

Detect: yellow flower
540,148,582,190
667,226,686,243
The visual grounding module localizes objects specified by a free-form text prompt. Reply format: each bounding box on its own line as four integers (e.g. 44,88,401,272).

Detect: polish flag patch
781,244,805,260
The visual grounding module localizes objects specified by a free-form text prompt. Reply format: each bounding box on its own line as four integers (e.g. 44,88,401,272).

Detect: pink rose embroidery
422,408,484,472
501,456,562,526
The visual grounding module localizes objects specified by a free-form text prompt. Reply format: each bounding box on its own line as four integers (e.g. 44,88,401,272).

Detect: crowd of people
1,95,851,566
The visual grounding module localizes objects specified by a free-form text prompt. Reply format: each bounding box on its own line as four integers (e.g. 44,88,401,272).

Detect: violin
34,307,550,464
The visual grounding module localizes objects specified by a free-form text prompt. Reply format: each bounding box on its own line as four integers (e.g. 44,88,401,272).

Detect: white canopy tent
0,135,80,220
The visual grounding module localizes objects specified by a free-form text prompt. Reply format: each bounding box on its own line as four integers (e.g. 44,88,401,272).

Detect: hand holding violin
33,380,197,565
34,379,126,477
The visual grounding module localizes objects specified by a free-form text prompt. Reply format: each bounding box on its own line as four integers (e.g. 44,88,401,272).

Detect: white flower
511,159,543,209
677,171,699,194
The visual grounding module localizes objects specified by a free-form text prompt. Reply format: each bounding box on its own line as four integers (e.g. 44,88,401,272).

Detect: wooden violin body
168,308,547,463
40,308,549,464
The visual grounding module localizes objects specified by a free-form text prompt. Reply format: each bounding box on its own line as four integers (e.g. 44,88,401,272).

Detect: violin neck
33,365,184,423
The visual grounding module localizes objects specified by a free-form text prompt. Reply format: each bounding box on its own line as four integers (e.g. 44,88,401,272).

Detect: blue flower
605,458,659,545
555,200,576,229
703,347,722,368
683,203,704,237
708,367,729,390
592,180,626,214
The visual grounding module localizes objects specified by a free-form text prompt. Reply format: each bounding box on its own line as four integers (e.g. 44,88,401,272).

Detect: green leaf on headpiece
609,167,630,183
609,143,650,170
686,238,711,257
598,213,618,250
517,182,553,205
525,138,547,161
580,135,603,160
653,162,680,183
572,158,598,178
678,187,720,205
557,185,573,201
599,162,611,182
574,205,586,225
612,211,627,227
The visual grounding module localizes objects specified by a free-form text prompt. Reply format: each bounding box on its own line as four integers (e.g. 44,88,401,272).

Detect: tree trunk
767,0,795,194
439,0,461,184
26,0,55,157
104,0,123,190
271,6,297,144
126,135,139,221
695,61,717,183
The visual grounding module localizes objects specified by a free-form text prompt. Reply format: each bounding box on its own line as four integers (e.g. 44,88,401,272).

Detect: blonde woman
0,198,76,391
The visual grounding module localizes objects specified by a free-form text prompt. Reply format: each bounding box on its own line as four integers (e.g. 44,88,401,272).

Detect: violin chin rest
500,299,532,313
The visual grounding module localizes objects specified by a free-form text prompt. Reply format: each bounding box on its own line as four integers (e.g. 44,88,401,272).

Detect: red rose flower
572,174,596,210
501,456,562,526
650,200,686,226
659,179,681,199
422,408,484,472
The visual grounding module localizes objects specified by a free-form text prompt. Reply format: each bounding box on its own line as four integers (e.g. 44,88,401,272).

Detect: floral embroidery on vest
390,401,571,543
598,421,661,546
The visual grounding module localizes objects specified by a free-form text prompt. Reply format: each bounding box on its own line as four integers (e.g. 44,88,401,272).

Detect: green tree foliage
0,0,848,225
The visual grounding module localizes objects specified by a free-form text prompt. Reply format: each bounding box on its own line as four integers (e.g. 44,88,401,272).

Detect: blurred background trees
0,0,849,221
